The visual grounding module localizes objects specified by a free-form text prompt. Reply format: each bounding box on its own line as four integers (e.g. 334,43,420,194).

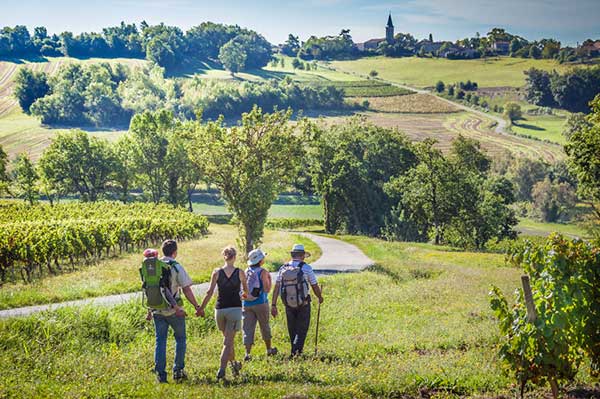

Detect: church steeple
386,13,394,44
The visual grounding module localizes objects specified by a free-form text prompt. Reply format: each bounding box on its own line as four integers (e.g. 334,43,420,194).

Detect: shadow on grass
513,122,545,131
0,55,50,64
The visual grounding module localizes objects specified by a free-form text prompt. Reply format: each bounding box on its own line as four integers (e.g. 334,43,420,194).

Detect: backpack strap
165,259,180,273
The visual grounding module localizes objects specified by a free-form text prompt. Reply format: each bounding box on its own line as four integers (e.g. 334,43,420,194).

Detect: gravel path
0,233,373,319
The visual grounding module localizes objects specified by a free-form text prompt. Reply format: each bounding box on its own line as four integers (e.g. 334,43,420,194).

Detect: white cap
247,248,267,266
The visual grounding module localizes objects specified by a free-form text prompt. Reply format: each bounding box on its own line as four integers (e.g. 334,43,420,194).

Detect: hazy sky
1,0,598,46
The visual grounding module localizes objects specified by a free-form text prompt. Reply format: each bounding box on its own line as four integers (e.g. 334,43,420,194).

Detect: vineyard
0,202,209,283
307,80,413,97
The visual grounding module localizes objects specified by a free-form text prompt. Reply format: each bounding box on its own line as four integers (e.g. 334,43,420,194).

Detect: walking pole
314,283,322,356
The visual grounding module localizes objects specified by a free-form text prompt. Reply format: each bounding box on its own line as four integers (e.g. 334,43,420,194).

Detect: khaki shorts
242,302,272,345
215,307,242,332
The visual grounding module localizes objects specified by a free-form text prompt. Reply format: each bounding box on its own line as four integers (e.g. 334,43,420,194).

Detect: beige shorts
215,307,242,332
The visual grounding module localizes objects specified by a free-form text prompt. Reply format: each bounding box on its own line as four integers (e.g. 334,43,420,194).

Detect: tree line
14,63,346,127
0,22,272,72
524,66,600,113
3,96,598,252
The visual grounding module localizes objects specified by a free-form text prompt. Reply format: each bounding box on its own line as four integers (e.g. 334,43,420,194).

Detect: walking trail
0,233,373,319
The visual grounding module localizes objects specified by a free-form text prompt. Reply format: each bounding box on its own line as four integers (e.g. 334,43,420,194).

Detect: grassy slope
1,234,595,398
330,56,578,88
517,218,588,238
0,224,321,310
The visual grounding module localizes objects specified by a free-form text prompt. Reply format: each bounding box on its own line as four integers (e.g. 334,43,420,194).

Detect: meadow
330,56,582,88
1,232,596,398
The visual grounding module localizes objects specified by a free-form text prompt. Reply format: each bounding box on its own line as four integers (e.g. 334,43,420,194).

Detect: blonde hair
222,246,237,261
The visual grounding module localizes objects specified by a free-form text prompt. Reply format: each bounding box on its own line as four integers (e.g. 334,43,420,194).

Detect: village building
358,13,395,51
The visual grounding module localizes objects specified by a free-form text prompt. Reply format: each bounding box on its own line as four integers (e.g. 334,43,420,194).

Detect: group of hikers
140,239,324,383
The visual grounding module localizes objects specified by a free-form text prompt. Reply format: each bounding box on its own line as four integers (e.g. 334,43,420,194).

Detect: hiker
242,248,278,361
271,244,324,357
198,246,249,380
142,239,202,384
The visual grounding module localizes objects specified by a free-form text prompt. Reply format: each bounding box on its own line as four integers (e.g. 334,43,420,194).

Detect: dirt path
0,233,373,319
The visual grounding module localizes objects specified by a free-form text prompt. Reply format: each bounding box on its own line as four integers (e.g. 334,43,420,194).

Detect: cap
247,248,267,266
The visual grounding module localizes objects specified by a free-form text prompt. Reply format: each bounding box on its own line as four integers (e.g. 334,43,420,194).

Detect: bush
435,81,445,93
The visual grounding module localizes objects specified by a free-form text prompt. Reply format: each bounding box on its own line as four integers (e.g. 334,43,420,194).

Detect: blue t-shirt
243,268,268,307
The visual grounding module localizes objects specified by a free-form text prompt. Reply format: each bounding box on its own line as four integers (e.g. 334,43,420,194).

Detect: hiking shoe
244,353,252,362
173,369,188,383
156,372,168,384
216,368,226,380
230,360,242,377
267,347,278,356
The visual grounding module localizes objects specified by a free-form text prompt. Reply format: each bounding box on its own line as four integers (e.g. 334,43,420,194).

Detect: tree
12,153,38,205
309,117,416,235
532,177,577,222
435,81,445,93
219,41,247,75
128,109,174,204
565,95,600,221
112,135,137,203
524,68,555,106
281,34,300,57
388,139,455,245
189,106,306,252
529,45,541,59
369,70,378,78
504,102,522,123
38,130,117,201
508,157,548,201
428,33,433,42
13,68,50,113
563,113,591,141
291,58,301,70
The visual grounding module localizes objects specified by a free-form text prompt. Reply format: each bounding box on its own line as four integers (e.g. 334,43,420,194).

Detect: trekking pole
314,283,322,356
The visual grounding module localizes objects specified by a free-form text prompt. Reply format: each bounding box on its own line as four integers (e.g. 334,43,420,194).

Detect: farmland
330,56,584,88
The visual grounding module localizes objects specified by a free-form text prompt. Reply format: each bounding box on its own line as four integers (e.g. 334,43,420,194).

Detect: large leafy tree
309,117,416,235
565,95,600,221
12,153,39,205
13,68,50,113
218,41,247,75
189,106,306,252
38,130,117,201
281,34,301,57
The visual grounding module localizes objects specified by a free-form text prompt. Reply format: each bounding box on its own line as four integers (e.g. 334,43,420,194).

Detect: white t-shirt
276,260,318,285
153,256,193,316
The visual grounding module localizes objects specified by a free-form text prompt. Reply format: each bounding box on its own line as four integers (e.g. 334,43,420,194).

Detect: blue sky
1,0,598,46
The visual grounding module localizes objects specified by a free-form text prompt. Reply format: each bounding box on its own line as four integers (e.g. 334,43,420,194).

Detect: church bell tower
386,13,394,44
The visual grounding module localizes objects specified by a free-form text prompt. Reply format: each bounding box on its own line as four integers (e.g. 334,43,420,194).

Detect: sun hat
247,248,267,266
290,244,311,258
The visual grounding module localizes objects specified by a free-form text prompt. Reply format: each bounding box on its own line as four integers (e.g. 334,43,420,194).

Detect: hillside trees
299,29,357,60
0,145,10,195
281,34,301,57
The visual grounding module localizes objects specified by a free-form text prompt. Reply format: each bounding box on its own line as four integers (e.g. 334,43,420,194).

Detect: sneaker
267,347,278,356
230,360,242,377
244,353,252,362
216,368,226,380
173,369,188,383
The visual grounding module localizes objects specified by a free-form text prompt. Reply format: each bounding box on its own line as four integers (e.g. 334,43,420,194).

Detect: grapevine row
0,202,209,283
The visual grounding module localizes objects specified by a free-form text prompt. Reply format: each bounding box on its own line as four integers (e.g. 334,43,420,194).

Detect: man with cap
242,248,278,361
271,244,324,357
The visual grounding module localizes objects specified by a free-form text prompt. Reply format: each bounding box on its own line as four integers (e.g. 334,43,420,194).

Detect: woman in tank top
198,246,249,380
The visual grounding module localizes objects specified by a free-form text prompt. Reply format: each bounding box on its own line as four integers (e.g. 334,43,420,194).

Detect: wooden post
521,275,559,399
521,275,537,323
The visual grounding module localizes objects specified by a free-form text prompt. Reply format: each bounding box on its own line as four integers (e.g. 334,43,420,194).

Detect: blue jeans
153,313,186,379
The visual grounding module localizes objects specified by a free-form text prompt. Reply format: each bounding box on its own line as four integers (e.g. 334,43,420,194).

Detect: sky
1,0,598,46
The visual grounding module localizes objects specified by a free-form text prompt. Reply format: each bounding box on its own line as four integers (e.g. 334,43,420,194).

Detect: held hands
145,310,153,321
195,306,205,318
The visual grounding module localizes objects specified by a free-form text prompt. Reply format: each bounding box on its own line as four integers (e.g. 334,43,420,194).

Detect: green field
511,114,568,144
2,232,596,398
192,203,323,219
516,218,588,238
330,56,579,88
307,79,413,97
